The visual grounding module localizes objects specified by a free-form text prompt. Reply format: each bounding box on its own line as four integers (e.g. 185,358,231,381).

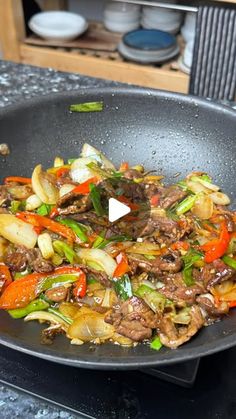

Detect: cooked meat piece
71,212,108,226
160,283,204,304
144,183,161,199
5,250,28,272
0,185,10,205
196,294,229,317
159,186,187,209
199,259,234,290
117,181,145,201
58,191,91,210
128,251,182,276
159,305,204,349
41,325,64,345
28,249,54,273
140,216,180,238
7,184,32,199
0,208,9,214
45,286,68,302
5,246,54,273
75,264,110,287
123,169,143,180
105,296,160,341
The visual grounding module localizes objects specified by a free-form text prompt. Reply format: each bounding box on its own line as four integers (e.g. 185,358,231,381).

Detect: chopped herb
69,101,104,113
166,208,179,221
222,255,236,270
182,249,203,286
114,274,133,301
150,336,163,351
89,183,104,216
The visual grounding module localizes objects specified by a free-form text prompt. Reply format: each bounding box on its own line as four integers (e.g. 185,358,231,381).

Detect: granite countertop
0,59,125,419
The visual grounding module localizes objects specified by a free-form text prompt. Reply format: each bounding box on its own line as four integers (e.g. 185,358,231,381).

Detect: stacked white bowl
103,2,141,33
141,3,183,34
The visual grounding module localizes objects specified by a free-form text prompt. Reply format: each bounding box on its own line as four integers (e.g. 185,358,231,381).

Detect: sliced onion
209,192,230,205
186,180,210,195
54,157,64,167
81,143,115,169
7,185,32,200
25,194,42,211
59,184,75,197
101,288,112,307
59,302,81,318
37,233,54,259
32,164,58,204
67,312,114,341
77,248,117,277
191,194,213,219
24,311,68,331
0,237,8,261
194,178,219,192
125,242,161,255
0,214,37,248
112,332,134,347
70,157,98,183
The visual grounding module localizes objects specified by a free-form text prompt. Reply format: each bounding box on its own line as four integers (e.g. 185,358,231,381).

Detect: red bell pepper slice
56,167,69,178
4,176,32,184
113,252,130,277
72,177,99,195
201,222,230,263
150,194,160,207
171,241,190,251
73,272,87,298
0,263,13,292
119,162,129,172
0,266,85,310
49,207,59,219
16,212,76,243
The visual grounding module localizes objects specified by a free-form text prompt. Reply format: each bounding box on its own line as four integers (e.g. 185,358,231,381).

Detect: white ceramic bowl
141,17,181,34
142,6,182,24
105,2,141,16
104,18,140,33
28,11,88,41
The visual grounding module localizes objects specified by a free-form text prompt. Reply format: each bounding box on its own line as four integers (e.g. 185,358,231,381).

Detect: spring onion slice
89,183,104,216
69,102,104,113
150,336,163,351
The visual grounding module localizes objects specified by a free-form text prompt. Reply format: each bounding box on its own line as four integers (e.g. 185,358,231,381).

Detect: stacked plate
141,5,183,34
103,2,141,33
118,29,179,64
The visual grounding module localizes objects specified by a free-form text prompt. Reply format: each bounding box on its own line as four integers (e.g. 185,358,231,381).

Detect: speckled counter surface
0,59,125,419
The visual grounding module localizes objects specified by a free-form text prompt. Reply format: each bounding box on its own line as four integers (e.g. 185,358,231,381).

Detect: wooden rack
0,0,235,93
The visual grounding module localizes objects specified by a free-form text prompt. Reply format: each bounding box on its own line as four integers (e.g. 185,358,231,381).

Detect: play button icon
108,198,131,222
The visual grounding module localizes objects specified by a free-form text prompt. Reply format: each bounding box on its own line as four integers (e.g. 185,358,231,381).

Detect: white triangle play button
108,198,131,222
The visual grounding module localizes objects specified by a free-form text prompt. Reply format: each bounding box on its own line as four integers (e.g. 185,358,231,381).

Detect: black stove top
1,344,236,418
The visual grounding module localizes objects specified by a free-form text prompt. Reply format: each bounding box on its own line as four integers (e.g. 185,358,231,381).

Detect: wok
0,87,235,370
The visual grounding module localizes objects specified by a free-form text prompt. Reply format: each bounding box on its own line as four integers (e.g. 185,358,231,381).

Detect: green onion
150,336,163,351
57,218,88,242
69,101,104,113
87,276,98,285
38,274,79,293
87,162,122,179
177,180,188,191
53,240,79,264
37,203,53,216
227,237,236,255
10,200,25,214
166,208,180,221
92,230,106,248
8,299,49,319
222,255,236,270
135,284,153,297
92,233,131,249
191,174,212,183
89,183,104,216
114,274,133,301
67,158,77,164
176,195,196,215
182,249,203,286
48,307,73,325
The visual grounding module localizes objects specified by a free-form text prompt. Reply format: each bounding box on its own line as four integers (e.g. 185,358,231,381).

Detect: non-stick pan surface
0,87,235,369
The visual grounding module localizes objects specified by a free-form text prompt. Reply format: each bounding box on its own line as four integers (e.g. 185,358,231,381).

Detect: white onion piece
193,178,219,192
209,192,230,205
81,143,115,169
0,237,8,261
70,157,97,183
67,313,114,341
24,311,68,331
59,184,75,198
25,194,42,211
191,194,213,219
77,248,117,277
101,288,112,307
112,332,134,347
54,156,64,167
186,180,210,195
0,214,37,248
32,164,58,204
37,233,54,259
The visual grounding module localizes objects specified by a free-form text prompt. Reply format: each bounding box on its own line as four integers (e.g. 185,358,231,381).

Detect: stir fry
0,143,235,350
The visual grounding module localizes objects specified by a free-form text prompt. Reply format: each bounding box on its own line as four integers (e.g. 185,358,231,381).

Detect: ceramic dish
118,39,179,63
28,11,88,41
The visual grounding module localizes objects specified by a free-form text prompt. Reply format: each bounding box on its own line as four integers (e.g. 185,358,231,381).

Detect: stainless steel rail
112,0,198,13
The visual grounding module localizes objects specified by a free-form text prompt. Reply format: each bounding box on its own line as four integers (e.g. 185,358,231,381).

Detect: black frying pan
0,87,235,370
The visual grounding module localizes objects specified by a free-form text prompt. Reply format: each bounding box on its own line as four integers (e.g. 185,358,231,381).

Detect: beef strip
0,185,10,206
199,259,235,290
57,191,91,215
105,296,160,341
196,294,229,317
159,305,204,349
75,264,110,287
5,246,54,273
71,212,108,226
117,181,145,201
128,251,182,275
45,286,68,302
140,216,180,238
123,169,143,180
160,283,204,305
159,186,187,209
